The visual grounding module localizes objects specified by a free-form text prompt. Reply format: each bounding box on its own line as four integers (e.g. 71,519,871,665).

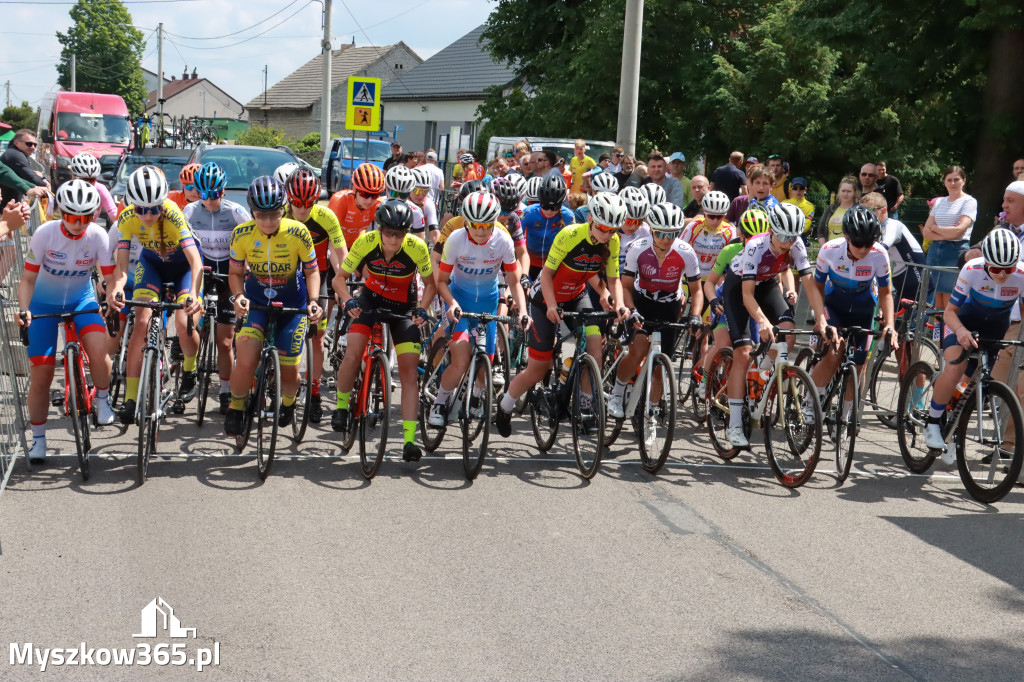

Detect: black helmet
842,205,881,246
457,180,487,204
375,198,414,231
537,174,566,210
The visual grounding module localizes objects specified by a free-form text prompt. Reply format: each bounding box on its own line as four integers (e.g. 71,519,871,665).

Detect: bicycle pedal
50,389,64,407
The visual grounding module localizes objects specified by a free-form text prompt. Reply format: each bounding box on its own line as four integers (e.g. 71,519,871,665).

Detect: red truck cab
37,91,131,186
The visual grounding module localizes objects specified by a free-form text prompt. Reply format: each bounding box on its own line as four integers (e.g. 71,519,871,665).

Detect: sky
0,0,495,112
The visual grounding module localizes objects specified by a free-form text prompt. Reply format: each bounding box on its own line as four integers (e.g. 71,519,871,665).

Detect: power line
338,0,424,110
0,0,199,4
163,1,313,51
165,0,301,41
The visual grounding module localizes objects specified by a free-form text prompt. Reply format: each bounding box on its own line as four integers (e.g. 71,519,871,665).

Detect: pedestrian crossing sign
345,77,381,132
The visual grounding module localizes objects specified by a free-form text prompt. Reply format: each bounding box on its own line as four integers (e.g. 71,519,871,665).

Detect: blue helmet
247,175,286,212
194,163,227,198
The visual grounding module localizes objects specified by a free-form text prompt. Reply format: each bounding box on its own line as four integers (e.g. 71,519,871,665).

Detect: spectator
607,145,626,173
667,152,691,205
1002,180,1024,234
710,151,747,201
683,174,709,218
0,129,47,207
402,152,418,169
568,138,596,192
534,150,561,181
567,191,589,223
516,154,535,179
382,141,403,173
488,156,509,179
744,156,758,170
0,161,46,203
858,163,879,195
875,161,905,220
613,155,635,189
725,164,779,223
556,156,572,188
597,153,611,170
786,176,816,237
422,150,445,203
815,176,860,245
1012,158,1024,181
646,152,686,208
512,139,531,170
627,163,648,188
922,165,977,309
767,154,790,201
989,180,1024,406
0,199,31,281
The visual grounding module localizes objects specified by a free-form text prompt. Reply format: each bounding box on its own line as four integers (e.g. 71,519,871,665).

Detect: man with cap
383,141,403,173
710,151,748,201
786,176,816,236
667,151,692,205
422,149,445,203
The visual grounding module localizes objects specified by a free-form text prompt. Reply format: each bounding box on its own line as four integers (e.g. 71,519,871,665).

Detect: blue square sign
351,81,376,107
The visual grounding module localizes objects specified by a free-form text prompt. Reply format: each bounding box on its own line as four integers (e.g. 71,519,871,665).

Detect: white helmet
385,165,416,194
525,176,543,204
505,173,527,199
701,190,730,216
461,191,501,224
588,192,628,230
460,153,474,165
69,153,101,179
768,202,805,238
411,167,431,189
274,162,300,185
640,183,667,206
126,166,168,208
982,228,1022,268
618,185,650,220
56,179,101,216
591,172,619,194
647,202,686,232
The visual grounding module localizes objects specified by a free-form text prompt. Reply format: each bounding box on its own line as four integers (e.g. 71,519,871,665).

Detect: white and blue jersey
814,238,891,302
949,257,1024,317
26,220,113,306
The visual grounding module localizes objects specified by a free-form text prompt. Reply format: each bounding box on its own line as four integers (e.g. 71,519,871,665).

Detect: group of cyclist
17,147,1024,472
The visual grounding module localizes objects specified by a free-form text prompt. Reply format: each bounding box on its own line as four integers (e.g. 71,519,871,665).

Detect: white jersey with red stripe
729,232,813,283
622,236,701,302
681,217,737,278
439,226,517,304
25,220,114,305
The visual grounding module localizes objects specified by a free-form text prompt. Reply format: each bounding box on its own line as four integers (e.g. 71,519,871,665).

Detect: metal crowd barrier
0,203,36,501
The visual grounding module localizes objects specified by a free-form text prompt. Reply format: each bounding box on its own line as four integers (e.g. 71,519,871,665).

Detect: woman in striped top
922,165,978,309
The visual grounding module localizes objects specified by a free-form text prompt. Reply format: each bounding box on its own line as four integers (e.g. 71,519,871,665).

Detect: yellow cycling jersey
229,218,317,293
117,200,197,261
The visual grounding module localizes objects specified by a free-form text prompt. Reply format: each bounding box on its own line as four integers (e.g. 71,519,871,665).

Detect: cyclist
591,172,620,195
385,165,425,240
681,191,736,279
410,167,440,244
524,176,542,207
805,205,898,418
18,180,116,462
640,183,667,207
68,153,117,224
166,163,202,209
428,192,531,426
495,192,630,437
617,186,652,269
328,163,385,249
924,228,1024,460
284,168,345,423
333,199,437,463
107,166,203,423
860,192,924,304
520,175,575,280
224,176,323,435
274,162,300,185
182,162,252,414
609,202,703,421
720,202,826,448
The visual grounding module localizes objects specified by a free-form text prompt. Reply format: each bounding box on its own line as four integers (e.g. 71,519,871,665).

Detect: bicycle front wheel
196,316,215,426
66,346,91,480
867,342,901,429
834,364,858,484
292,335,313,442
137,350,159,485
895,361,937,473
762,364,821,488
955,380,1024,503
462,353,492,480
529,378,560,452
705,347,738,459
359,349,391,479
255,350,281,480
571,353,605,479
638,352,676,475
418,342,448,452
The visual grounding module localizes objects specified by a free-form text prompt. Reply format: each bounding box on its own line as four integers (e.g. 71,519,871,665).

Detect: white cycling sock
728,399,744,429
612,377,627,396
220,379,230,393
500,392,516,413
434,387,452,406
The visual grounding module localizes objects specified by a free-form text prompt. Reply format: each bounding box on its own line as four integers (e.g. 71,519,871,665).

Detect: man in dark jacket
0,129,47,206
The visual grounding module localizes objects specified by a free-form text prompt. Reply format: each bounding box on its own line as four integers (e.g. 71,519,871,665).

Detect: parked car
321,137,391,192
188,143,312,206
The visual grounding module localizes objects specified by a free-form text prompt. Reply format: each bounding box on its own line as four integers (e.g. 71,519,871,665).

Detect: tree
56,0,148,116
0,101,37,131
235,126,285,148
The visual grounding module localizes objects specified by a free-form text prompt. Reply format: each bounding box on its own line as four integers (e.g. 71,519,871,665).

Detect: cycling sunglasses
592,221,618,233
468,221,494,230
848,238,875,249
705,214,726,221
988,265,1015,276
624,217,644,228
355,190,378,200
184,183,196,191
380,228,408,239
288,196,316,209
200,189,224,200
62,213,90,225
136,205,162,216
773,232,798,243
652,229,679,240
539,203,561,212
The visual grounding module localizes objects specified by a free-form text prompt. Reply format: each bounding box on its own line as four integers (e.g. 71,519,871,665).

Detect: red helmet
351,163,385,195
179,163,201,186
286,168,321,208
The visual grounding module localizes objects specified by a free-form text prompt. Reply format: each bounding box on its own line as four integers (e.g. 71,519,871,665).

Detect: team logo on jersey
981,284,994,293
641,265,660,277
856,266,872,277
47,250,67,260
254,240,262,248
1002,287,1018,297
836,264,849,272
573,254,603,265
369,258,405,271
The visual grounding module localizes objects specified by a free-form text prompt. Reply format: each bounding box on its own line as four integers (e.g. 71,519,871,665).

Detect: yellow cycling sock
230,394,246,411
282,394,295,407
126,377,139,401
403,420,416,444
183,355,197,372
337,391,350,410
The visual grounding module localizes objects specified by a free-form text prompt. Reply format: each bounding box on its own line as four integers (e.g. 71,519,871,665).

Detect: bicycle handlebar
456,311,518,326
18,308,104,346
121,297,194,337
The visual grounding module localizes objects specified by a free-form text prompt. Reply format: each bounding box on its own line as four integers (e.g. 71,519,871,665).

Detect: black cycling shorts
721,272,793,348
633,295,683,351
527,292,596,362
349,290,421,355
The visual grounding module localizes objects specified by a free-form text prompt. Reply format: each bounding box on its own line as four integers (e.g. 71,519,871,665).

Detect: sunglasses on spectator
136,205,162,216
652,229,678,240
614,153,624,158
988,265,1015,276
469,221,494,230
866,205,885,213
289,196,316,209
355,190,378,200
767,154,781,160
200,189,224,200
184,183,196,191
860,172,876,177
21,141,36,148
791,185,806,191
62,213,90,225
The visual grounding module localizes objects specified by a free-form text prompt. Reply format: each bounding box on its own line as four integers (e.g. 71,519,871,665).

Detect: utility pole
157,23,164,122
70,52,76,92
4,81,9,108
263,65,268,128
320,0,332,152
615,0,643,155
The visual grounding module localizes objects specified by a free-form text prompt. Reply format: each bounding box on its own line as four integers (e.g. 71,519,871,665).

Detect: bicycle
232,301,313,480
896,334,1024,503
108,304,134,409
117,292,193,485
19,309,100,480
705,327,823,488
673,319,711,423
194,267,228,427
527,309,616,479
419,311,517,479
602,319,687,474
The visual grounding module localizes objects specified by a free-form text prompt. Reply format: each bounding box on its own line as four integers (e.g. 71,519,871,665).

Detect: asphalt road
1,390,1023,680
